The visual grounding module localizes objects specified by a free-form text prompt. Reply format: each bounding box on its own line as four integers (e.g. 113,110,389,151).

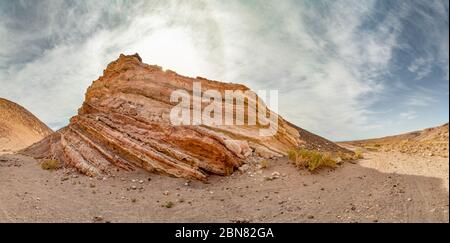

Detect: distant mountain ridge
0,98,52,153
346,123,449,157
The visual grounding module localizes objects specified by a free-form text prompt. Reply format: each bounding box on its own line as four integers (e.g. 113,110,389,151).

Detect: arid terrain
344,123,449,158
0,98,52,155
0,139,448,223
0,55,448,223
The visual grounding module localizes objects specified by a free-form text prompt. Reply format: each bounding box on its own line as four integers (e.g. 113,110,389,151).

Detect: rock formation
0,98,53,153
23,54,350,180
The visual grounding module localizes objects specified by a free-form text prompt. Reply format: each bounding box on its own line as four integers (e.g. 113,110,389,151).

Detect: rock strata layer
23,54,347,180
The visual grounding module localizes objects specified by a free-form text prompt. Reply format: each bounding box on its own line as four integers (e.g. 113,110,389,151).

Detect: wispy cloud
400,111,418,120
0,0,448,140
408,57,433,80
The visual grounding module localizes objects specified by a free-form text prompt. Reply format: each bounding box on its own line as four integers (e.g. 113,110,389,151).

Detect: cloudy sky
0,0,448,140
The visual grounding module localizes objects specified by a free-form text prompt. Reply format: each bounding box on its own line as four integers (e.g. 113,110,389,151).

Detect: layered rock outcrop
23,54,347,180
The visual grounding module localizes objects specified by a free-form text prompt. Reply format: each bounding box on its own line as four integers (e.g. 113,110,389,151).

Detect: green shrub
288,149,336,171
40,159,61,170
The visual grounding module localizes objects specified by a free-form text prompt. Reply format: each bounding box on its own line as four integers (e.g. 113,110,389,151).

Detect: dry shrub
40,159,61,170
288,149,336,171
259,160,270,169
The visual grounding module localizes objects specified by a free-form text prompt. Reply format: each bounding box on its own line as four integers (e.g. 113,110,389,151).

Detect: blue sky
0,0,448,141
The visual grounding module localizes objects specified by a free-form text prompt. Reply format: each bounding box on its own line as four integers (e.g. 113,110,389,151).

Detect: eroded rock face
0,98,52,153
22,54,320,180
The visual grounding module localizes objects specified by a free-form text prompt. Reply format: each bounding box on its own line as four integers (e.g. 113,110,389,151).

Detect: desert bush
40,159,61,170
259,160,270,169
288,149,336,171
336,151,354,161
163,201,174,208
354,148,364,159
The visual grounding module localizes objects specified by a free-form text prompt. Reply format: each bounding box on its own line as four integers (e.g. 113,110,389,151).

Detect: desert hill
0,98,52,154
23,54,351,180
344,123,449,157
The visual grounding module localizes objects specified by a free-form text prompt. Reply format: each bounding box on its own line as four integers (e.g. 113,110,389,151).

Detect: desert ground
1,145,448,223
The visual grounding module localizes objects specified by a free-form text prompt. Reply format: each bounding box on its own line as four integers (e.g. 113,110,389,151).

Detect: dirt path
0,149,448,223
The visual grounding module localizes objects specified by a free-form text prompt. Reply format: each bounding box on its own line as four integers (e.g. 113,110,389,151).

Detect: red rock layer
22,54,341,180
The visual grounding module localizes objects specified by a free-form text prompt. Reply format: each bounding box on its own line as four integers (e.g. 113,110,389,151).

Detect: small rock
138,180,144,184
93,216,104,222
307,215,314,219
238,164,250,173
163,191,170,196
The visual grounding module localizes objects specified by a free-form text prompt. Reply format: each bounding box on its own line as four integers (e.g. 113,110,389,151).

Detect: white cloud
408,57,433,80
400,111,418,120
0,0,448,140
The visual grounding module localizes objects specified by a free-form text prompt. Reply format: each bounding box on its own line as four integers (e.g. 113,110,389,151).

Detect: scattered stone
93,216,104,222
231,218,251,223
238,164,250,173
163,191,170,196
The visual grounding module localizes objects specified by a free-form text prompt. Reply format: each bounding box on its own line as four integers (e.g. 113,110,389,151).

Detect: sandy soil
0,148,448,223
